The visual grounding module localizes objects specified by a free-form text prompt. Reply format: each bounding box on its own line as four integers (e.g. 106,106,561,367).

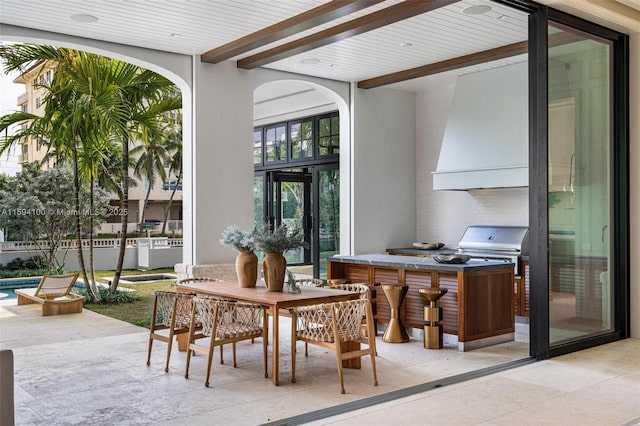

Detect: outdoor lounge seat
15,274,84,316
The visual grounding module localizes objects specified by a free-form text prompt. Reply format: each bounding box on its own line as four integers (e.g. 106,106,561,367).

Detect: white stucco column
183,59,254,265
350,86,417,254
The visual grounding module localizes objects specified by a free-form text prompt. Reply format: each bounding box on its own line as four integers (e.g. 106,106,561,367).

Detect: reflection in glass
548,22,613,345
318,168,339,278
265,125,286,162
253,129,262,164
290,120,313,159
319,116,339,156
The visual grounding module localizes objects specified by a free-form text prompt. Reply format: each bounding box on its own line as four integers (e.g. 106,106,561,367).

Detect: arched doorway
253,79,348,278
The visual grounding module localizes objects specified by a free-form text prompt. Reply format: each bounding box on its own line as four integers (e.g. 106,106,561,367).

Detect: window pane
319,118,330,137
265,125,286,162
291,120,313,159
319,115,339,156
254,175,264,226
548,23,613,345
318,168,339,278
254,129,262,164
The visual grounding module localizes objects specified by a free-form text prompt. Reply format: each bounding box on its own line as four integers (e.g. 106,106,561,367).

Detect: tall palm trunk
161,169,181,235
88,175,98,296
111,138,129,293
72,146,95,299
140,183,151,226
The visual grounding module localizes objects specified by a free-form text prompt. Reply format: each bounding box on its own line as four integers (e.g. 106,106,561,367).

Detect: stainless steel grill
455,225,529,276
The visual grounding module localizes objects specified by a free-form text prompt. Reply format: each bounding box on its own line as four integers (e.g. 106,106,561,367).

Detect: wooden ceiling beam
357,41,529,89
356,31,586,89
201,0,386,64
237,0,457,69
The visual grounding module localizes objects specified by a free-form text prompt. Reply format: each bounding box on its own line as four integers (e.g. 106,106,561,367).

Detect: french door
266,170,312,266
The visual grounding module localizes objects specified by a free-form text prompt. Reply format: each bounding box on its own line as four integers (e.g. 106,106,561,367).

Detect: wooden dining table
176,279,360,385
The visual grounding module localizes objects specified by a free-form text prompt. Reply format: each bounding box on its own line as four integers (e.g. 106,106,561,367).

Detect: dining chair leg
184,330,195,379
219,345,224,364
370,349,379,386
164,330,174,373
334,344,346,394
262,316,269,378
205,340,216,388
146,331,154,367
291,311,297,383
232,342,237,368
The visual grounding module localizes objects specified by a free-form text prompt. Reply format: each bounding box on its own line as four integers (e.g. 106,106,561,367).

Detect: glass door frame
266,170,312,265
313,163,340,278
522,1,630,359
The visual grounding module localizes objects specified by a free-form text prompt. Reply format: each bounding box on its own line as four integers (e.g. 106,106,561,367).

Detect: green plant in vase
253,222,309,292
220,225,257,288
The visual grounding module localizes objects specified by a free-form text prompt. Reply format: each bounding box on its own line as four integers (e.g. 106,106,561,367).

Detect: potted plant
220,225,257,288
253,222,309,292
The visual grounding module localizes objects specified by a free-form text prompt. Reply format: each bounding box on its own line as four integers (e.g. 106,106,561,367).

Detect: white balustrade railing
0,238,183,252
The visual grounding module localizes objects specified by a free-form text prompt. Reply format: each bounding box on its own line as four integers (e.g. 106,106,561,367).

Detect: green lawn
82,268,176,328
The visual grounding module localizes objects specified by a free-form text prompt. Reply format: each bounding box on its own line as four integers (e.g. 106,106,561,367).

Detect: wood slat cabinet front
327,259,514,343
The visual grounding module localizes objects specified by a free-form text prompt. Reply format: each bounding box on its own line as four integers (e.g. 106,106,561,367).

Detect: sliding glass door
547,22,614,345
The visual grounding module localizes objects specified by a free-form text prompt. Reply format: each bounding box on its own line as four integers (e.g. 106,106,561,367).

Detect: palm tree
131,129,169,230
0,45,113,299
161,127,182,236
106,66,182,293
0,43,181,295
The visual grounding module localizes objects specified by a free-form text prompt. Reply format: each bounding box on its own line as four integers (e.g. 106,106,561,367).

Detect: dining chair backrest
331,283,370,300
295,278,325,288
154,290,196,328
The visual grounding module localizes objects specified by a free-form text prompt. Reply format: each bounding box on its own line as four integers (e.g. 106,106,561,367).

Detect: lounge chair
15,274,84,316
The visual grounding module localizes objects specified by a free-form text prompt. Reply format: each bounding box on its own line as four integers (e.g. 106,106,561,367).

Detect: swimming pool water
0,278,83,300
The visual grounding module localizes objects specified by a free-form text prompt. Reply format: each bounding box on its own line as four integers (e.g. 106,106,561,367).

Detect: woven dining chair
177,277,234,364
185,296,268,388
294,278,325,288
291,298,379,394
146,290,199,373
333,282,379,337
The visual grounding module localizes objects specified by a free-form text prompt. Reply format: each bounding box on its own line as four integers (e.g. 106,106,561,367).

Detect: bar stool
418,288,448,349
381,284,410,343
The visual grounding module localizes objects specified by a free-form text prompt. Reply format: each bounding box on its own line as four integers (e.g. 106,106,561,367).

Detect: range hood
432,62,529,191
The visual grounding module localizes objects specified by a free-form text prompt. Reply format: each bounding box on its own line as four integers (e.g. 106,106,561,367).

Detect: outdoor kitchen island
327,254,515,351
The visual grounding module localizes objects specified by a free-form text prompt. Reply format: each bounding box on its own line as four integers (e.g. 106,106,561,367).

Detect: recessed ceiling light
462,5,492,15
300,58,320,65
329,63,337,68
400,42,413,48
170,33,181,38
497,15,508,20
70,14,98,23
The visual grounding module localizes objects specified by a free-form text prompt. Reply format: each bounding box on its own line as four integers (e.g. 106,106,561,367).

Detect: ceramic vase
236,250,258,288
263,252,286,292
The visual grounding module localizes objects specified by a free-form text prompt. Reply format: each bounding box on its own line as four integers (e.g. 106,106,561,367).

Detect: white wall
415,75,529,248
188,60,254,265
351,86,416,253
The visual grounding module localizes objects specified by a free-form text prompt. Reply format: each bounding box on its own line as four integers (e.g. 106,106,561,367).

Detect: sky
0,68,24,176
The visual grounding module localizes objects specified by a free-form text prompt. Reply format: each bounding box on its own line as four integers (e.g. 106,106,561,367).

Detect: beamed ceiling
0,0,637,92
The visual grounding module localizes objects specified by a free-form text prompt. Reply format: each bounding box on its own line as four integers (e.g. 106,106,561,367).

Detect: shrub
5,255,47,271
78,287,138,304
0,268,57,279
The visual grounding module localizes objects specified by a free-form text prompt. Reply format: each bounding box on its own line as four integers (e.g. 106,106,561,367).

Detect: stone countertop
328,253,514,272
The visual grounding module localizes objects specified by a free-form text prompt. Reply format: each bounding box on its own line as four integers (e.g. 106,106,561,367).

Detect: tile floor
0,300,638,426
